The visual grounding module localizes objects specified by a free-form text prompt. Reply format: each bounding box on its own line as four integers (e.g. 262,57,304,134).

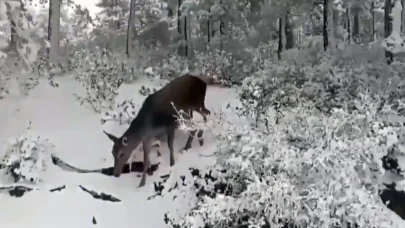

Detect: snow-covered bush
163,94,405,228
72,46,150,113
152,50,250,86
138,85,157,96
0,131,55,183
100,100,140,125
154,54,190,80
236,42,405,131
0,74,10,99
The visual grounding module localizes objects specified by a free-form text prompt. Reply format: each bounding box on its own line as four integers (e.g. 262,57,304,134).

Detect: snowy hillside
3,0,405,227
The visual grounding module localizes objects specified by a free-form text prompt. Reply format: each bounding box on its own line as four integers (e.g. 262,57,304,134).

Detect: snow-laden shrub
236,43,405,130
139,85,158,96
0,131,55,183
152,50,250,86
164,95,405,228
72,47,148,113
153,54,190,80
0,74,10,99
100,100,140,125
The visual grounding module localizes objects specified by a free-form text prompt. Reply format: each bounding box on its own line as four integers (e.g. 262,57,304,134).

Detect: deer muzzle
113,160,125,177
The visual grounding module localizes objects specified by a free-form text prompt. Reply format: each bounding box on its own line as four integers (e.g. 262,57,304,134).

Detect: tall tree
323,0,329,50
126,0,136,57
384,0,393,63
48,0,61,61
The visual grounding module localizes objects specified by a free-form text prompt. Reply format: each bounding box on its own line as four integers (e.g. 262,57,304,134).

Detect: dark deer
103,73,217,187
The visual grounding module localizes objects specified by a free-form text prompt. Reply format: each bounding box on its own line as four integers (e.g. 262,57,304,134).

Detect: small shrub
138,85,157,96
100,100,139,125
162,94,404,228
0,130,55,183
73,48,144,113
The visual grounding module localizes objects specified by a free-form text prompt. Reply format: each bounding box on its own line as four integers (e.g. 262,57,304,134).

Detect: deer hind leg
195,106,210,122
167,126,176,167
181,110,197,152
152,139,161,157
194,106,209,146
197,129,204,146
183,130,197,151
139,138,153,188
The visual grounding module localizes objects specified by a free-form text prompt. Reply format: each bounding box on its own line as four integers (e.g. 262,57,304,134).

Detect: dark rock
7,186,33,197
0,185,67,198
50,185,66,192
101,162,159,176
51,154,160,176
78,185,121,202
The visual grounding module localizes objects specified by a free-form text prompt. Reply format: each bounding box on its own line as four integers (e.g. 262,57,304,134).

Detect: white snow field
0,76,241,228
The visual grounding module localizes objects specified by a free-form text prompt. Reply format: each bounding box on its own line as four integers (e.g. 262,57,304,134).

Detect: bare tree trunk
219,20,224,51
219,0,225,52
49,0,60,61
346,8,351,43
5,2,17,52
126,0,135,57
384,0,393,64
323,0,328,51
277,16,286,60
48,0,52,41
402,0,405,33
327,0,335,49
207,6,211,44
353,9,360,43
285,11,294,49
177,0,184,55
372,1,376,41
177,0,182,34
184,14,188,57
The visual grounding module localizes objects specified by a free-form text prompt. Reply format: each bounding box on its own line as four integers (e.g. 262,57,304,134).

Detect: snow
0,76,238,227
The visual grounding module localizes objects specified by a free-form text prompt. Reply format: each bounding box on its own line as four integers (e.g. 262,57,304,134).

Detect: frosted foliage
100,100,139,125
167,96,405,228
0,132,55,183
73,51,128,113
6,2,44,65
0,73,10,99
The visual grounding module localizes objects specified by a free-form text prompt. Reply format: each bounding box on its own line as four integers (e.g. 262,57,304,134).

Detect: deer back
125,74,208,135
152,74,207,116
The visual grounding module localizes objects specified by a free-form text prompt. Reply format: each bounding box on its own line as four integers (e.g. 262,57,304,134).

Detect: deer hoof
182,145,192,152
138,180,146,188
198,139,204,146
170,159,175,167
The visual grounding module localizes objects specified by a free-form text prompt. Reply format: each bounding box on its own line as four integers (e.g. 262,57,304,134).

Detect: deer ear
103,131,118,142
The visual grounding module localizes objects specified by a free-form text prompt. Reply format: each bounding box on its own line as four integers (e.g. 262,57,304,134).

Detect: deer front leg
139,138,152,188
183,130,196,151
197,129,204,146
197,107,210,122
167,126,176,166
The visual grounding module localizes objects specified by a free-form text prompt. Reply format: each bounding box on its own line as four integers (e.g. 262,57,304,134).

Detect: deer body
104,74,211,187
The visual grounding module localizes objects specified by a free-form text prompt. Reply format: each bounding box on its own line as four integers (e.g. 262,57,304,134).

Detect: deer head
103,130,142,177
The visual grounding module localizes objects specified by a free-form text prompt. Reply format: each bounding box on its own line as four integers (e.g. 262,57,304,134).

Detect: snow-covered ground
0,76,239,227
